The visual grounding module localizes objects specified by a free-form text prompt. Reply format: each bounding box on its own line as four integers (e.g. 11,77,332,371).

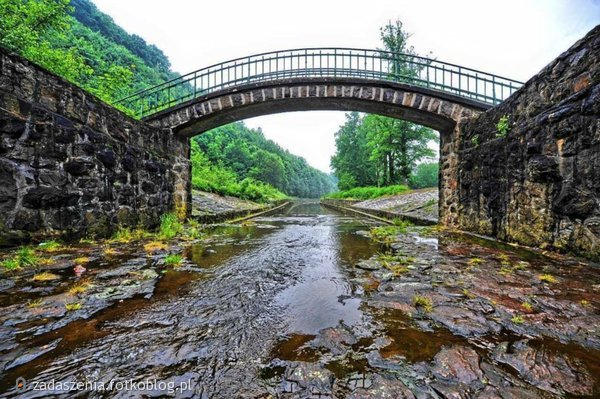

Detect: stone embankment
191,190,289,224
322,188,439,225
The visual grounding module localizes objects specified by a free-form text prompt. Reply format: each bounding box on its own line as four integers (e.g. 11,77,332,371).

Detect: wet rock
22,187,80,209
492,340,594,396
347,374,415,399
282,362,334,395
6,339,61,369
431,345,483,384
310,326,357,355
430,305,500,337
356,258,381,271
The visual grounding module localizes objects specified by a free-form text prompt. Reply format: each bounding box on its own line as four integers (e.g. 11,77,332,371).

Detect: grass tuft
164,254,184,266
412,295,433,313
32,272,60,281
538,273,557,284
27,298,44,308
159,213,183,240
144,241,168,253
511,314,525,324
68,279,92,295
65,302,82,311
38,240,62,252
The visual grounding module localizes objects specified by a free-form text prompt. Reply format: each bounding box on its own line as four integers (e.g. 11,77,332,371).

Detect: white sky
92,0,599,172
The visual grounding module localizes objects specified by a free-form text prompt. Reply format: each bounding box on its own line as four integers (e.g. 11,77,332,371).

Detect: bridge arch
115,48,522,226
146,78,488,136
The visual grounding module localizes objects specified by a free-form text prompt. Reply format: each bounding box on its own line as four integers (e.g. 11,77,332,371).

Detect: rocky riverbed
0,201,598,398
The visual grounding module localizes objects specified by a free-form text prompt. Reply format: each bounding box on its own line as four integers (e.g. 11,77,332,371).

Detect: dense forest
330,21,440,192
0,0,334,201
192,123,336,200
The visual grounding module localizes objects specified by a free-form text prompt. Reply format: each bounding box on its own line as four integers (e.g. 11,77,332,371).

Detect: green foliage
496,115,510,138
1,257,20,271
409,162,439,189
1,246,40,270
0,0,182,113
511,314,525,324
369,223,412,242
331,21,438,192
159,213,183,240
324,185,409,200
164,254,183,266
471,135,480,147
192,123,333,201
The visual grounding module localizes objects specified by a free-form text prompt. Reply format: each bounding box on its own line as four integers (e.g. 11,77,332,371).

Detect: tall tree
330,112,377,190
331,20,439,189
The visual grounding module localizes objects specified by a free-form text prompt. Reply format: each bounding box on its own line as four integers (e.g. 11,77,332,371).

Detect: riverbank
192,190,289,224
322,188,438,225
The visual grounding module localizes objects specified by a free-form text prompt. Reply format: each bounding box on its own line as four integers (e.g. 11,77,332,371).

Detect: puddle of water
270,333,320,362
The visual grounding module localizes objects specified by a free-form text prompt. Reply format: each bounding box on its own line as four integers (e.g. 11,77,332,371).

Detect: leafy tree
331,20,439,190
409,162,439,189
194,122,336,198
330,112,377,190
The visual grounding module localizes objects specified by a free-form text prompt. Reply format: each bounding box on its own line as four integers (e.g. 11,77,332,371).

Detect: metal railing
116,48,523,119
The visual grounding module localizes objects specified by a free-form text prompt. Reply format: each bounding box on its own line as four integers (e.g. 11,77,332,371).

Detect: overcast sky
92,0,599,172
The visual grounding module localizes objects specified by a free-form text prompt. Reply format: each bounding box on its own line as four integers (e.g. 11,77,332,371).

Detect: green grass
511,314,525,324
164,254,184,266
1,247,40,270
159,213,183,240
324,185,410,200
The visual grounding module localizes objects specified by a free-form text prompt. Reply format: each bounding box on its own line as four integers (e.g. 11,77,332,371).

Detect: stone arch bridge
1,28,598,258
115,48,522,226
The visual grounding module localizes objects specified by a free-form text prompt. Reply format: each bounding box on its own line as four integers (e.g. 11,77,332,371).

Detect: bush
324,185,409,200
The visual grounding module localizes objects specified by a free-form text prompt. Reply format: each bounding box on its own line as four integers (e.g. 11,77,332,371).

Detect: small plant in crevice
538,273,558,284
68,279,92,295
462,288,476,299
32,272,60,281
73,257,90,265
144,241,168,253
521,301,534,312
511,314,525,324
164,254,184,266
496,115,510,138
65,302,82,311
27,298,44,308
471,135,480,147
580,299,590,307
412,295,433,313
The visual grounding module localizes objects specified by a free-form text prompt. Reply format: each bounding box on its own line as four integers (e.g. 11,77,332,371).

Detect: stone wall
0,48,191,245
456,26,600,260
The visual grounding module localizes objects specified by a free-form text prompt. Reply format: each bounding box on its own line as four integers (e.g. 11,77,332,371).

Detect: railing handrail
115,47,524,118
